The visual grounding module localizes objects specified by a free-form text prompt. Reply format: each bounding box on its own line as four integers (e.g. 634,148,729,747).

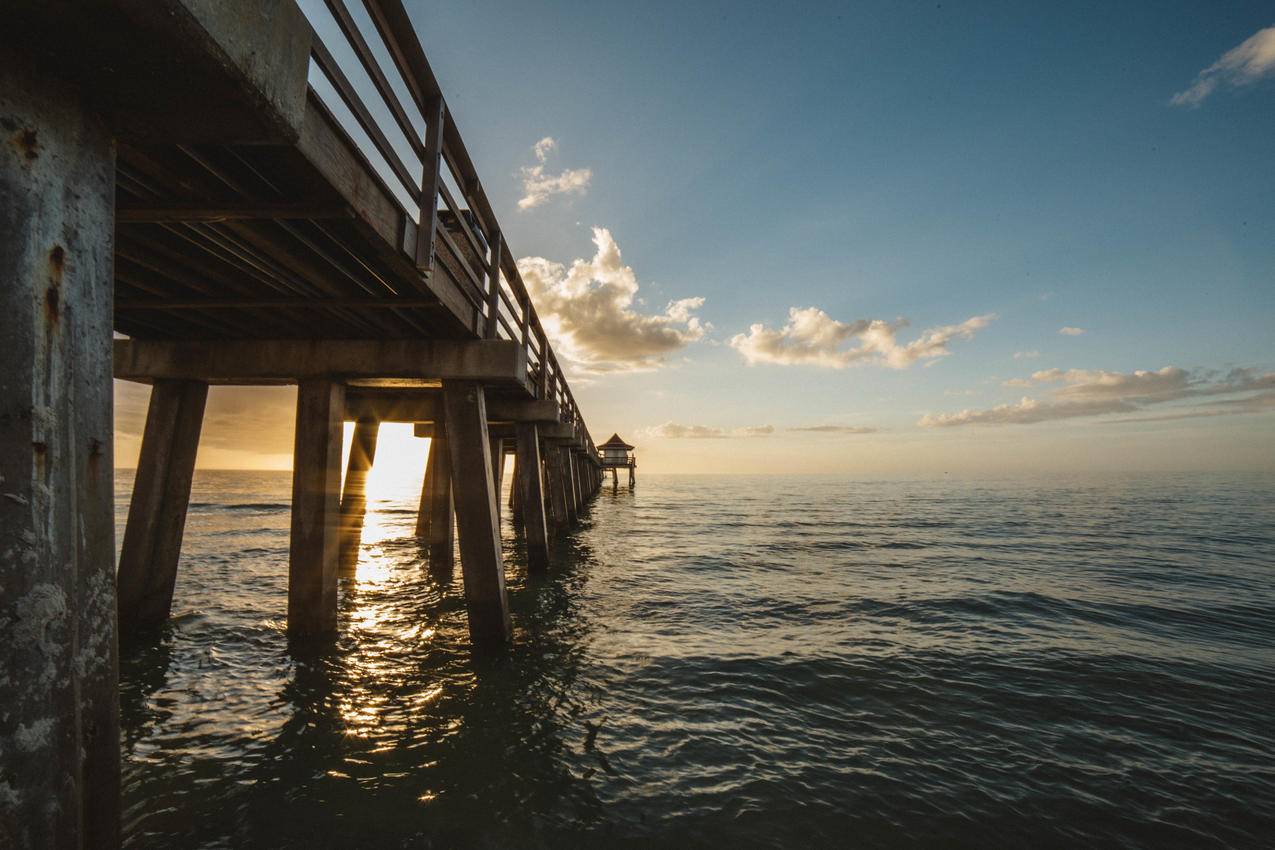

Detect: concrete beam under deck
414,421,576,442
347,389,559,423
1,0,311,145
113,339,531,392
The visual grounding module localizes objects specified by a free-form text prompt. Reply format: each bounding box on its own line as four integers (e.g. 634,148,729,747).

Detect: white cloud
1171,26,1275,107
787,424,879,434
730,308,995,369
920,366,1275,427
518,137,592,209
1058,326,1086,336
1013,350,1041,360
517,227,706,373
641,422,773,439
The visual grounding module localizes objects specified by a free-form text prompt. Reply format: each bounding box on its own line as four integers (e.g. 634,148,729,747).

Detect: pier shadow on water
117,471,1275,848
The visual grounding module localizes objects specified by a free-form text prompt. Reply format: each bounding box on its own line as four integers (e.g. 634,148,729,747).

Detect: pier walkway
1,2,602,845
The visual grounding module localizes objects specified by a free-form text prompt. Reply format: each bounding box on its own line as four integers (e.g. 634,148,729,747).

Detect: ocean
115,470,1275,848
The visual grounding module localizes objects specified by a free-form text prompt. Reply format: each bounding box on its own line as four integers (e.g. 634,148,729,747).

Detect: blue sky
118,2,1274,473
397,1,1274,471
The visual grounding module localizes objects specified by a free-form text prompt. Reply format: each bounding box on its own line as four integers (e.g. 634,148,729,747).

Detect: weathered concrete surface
115,339,530,391
0,0,310,144
0,62,119,849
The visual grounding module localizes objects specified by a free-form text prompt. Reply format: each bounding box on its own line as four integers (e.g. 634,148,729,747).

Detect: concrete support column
442,382,511,646
509,451,522,519
566,448,581,522
422,430,455,574
338,418,379,574
288,379,345,637
545,444,568,527
117,380,208,634
489,436,503,524
515,423,550,573
0,63,120,849
415,432,436,537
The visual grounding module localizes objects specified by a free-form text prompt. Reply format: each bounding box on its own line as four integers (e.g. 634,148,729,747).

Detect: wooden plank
288,379,345,636
117,297,444,310
485,232,503,338
117,204,352,222
516,423,550,572
115,338,530,389
310,32,420,203
321,0,424,160
117,380,208,634
416,96,445,270
297,94,477,330
338,418,379,574
442,381,511,645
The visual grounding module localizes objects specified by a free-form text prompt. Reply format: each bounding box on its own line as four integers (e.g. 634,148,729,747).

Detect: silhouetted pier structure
600,433,638,487
0,2,603,845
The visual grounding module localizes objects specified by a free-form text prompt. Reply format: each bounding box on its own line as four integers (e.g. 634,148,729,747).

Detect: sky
115,1,1275,474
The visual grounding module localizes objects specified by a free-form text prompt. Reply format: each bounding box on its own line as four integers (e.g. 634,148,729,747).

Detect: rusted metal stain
45,245,63,325
8,125,39,162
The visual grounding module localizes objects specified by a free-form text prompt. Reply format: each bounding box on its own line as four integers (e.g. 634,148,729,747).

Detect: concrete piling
0,62,120,849
338,417,379,574
117,380,208,634
515,423,551,572
442,382,511,646
288,380,345,637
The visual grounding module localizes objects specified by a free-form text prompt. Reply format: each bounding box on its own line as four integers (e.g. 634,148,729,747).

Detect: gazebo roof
599,433,634,450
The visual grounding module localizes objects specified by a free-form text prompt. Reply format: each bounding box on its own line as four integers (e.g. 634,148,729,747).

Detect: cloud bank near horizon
921,366,1275,427
641,422,774,439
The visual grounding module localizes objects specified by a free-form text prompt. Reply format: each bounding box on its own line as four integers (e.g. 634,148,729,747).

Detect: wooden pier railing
302,0,596,458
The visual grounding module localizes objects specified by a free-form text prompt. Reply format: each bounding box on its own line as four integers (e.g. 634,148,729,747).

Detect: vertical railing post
537,327,550,399
484,230,503,338
416,96,445,272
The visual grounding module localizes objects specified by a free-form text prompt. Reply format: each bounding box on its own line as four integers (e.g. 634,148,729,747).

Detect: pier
0,1,602,845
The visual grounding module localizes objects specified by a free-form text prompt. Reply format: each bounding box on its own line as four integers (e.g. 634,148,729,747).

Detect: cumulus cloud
787,424,879,434
1171,26,1275,107
730,307,995,369
1013,350,1041,360
920,366,1275,427
517,228,706,373
641,422,773,439
1058,326,1086,336
518,137,592,209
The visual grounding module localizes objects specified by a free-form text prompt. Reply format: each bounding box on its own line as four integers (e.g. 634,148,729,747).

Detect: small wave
190,502,290,512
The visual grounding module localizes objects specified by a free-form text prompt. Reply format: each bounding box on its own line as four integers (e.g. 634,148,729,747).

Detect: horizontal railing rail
298,0,597,461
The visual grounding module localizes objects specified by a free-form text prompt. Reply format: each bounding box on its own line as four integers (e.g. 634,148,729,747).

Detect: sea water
116,470,1275,848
